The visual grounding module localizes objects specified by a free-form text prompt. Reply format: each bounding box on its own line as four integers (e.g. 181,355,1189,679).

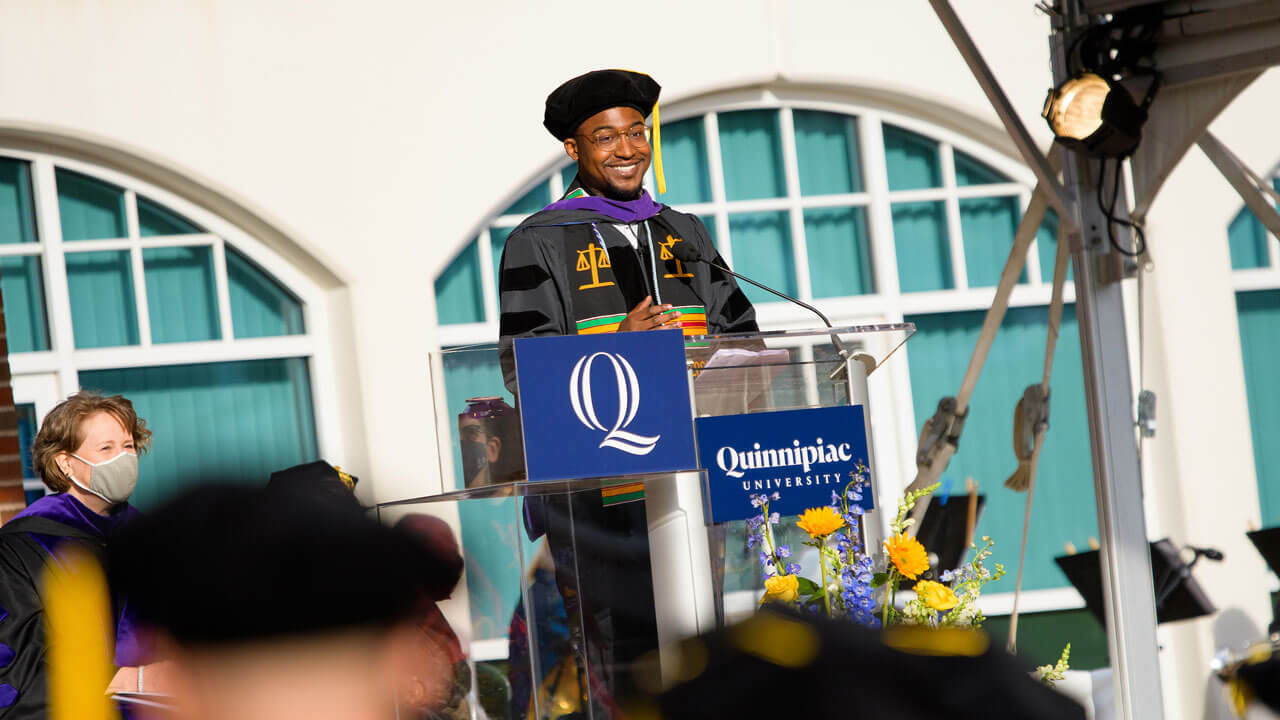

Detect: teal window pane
65,250,139,348
1229,206,1269,270
17,402,36,480
80,358,318,510
18,403,43,505
56,169,126,241
1236,290,1280,521
138,196,202,236
719,110,786,201
793,110,863,196
954,150,1010,186
0,158,37,244
502,183,551,217
490,225,515,296
143,246,220,343
959,195,1024,288
658,117,711,205
1036,209,1073,283
905,305,1096,591
728,211,794,304
803,206,873,298
698,215,719,250
883,125,942,191
0,256,50,352
434,241,485,325
892,201,952,292
227,247,305,338
560,164,578,194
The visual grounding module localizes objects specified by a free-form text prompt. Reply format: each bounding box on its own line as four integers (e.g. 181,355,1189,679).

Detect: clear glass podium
378,324,912,720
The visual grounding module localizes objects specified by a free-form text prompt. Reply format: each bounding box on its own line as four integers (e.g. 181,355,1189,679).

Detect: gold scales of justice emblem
576,241,613,290
576,233,696,290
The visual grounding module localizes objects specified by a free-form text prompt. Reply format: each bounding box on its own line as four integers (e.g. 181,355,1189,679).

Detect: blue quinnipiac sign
514,328,698,482
695,405,875,523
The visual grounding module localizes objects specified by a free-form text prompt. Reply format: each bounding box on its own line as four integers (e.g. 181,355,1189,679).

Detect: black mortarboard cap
651,608,1085,719
269,459,358,494
1247,527,1280,574
108,483,448,647
904,493,986,589
543,69,661,141
1246,527,1280,633
1054,538,1215,627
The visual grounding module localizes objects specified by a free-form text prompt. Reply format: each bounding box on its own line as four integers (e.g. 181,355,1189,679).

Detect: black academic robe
0,495,146,720
497,198,757,392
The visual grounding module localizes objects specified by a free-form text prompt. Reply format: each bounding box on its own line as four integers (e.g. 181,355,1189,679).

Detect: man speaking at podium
496,69,757,713
498,68,756,352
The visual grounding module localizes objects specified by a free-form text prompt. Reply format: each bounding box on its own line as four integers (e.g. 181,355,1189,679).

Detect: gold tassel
652,100,666,195
44,547,120,720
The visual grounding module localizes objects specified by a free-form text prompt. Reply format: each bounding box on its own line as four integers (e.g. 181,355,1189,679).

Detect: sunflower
761,574,800,604
885,533,929,580
796,506,845,538
914,579,959,611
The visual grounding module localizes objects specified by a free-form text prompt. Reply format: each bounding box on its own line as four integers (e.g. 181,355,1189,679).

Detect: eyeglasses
577,125,651,152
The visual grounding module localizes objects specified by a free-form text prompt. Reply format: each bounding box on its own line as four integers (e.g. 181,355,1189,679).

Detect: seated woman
0,391,153,717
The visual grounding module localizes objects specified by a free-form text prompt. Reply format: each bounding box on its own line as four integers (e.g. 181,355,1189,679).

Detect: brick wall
0,300,25,525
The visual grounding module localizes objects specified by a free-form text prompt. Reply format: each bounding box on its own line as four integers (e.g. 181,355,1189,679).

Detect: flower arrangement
747,466,1005,629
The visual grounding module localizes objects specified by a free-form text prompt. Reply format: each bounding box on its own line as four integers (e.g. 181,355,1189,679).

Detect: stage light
1042,72,1147,157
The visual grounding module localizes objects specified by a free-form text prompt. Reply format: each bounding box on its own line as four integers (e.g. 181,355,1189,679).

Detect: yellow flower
761,574,800,604
914,580,958,611
885,533,929,580
796,506,844,538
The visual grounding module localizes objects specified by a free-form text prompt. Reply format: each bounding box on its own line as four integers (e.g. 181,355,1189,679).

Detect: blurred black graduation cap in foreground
1054,538,1216,627
108,481,443,647
647,608,1084,720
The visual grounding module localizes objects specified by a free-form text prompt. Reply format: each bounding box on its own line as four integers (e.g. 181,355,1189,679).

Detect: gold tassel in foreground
43,547,120,720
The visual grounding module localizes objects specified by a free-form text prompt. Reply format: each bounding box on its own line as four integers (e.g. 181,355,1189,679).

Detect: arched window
433,93,1101,664
0,152,324,510
1228,168,1280,522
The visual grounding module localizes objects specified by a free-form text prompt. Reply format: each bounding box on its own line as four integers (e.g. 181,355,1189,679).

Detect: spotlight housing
1042,73,1147,158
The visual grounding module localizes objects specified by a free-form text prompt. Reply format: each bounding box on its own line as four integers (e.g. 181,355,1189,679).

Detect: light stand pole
1050,4,1165,718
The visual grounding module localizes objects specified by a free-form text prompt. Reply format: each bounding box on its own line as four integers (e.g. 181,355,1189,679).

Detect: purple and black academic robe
0,493,149,719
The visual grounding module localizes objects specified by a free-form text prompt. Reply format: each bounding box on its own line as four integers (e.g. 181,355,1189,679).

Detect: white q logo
569,352,661,456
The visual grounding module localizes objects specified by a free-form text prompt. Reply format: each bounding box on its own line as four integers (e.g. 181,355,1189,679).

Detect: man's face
563,106,650,200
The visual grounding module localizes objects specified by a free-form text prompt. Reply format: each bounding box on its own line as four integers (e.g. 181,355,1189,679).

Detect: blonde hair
32,391,152,493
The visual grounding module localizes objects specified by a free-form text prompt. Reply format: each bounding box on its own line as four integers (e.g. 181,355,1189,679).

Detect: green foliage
1037,643,1072,687
891,483,940,535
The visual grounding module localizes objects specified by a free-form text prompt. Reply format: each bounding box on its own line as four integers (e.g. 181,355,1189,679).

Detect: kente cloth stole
563,222,707,337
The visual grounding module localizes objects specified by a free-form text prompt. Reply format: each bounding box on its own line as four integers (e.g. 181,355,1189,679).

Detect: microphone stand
1154,545,1222,612
673,245,852,374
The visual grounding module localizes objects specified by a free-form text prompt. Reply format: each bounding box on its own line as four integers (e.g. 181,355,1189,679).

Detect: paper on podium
692,347,791,416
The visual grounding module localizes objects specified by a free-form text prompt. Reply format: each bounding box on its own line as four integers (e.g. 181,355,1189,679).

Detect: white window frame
0,149,339,463
433,88,1090,620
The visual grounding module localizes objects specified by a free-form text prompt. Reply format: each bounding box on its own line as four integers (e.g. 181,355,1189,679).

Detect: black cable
1096,157,1147,257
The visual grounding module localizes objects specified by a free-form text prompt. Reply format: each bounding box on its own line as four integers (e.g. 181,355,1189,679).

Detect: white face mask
68,451,138,505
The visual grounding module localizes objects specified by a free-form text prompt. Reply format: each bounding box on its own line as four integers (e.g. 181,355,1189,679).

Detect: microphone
673,243,849,359
1188,545,1224,562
